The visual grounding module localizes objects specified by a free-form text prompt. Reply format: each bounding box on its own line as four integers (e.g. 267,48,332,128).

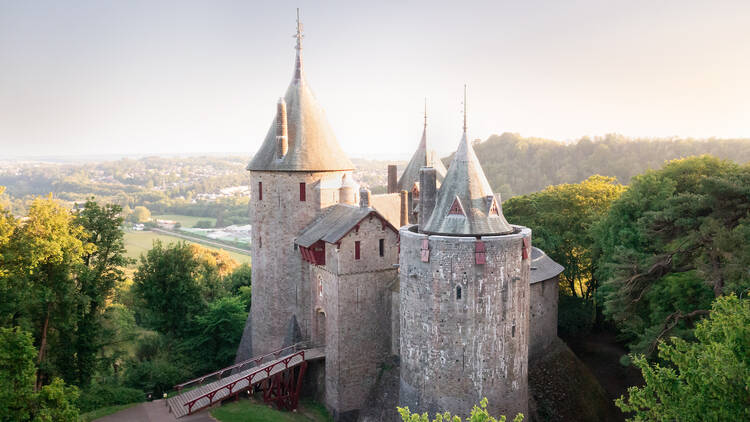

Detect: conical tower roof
247,12,354,172
397,103,447,191
422,89,513,236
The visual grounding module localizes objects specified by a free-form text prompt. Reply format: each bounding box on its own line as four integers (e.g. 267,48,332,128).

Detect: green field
124,231,251,265
153,214,217,228
211,398,332,422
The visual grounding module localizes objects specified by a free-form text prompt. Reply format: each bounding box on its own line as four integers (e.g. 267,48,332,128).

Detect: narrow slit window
379,239,384,257
258,182,263,201
355,241,361,260
456,285,462,300
299,182,306,201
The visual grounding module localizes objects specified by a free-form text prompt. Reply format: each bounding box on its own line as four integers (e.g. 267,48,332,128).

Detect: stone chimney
275,98,288,160
399,190,408,227
359,187,371,208
418,167,437,231
387,165,398,193
339,174,356,205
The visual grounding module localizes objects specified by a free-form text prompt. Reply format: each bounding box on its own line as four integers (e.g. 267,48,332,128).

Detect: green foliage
504,175,625,300
193,219,214,228
397,398,523,422
594,156,750,353
132,240,206,336
123,355,191,398
183,296,248,374
616,295,750,422
76,383,144,413
0,327,37,421
33,378,80,422
0,327,80,422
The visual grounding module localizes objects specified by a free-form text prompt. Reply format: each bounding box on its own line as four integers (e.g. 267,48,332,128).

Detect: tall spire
247,10,354,172
424,97,428,130
462,84,467,133
422,89,512,236
294,8,304,80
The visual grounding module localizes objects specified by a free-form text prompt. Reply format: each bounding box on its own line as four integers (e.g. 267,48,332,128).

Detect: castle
235,14,563,421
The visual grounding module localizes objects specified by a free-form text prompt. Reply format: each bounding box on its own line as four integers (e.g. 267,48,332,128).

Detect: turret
399,86,530,418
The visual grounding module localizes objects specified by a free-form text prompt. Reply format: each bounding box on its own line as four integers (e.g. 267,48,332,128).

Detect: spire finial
294,8,304,80
462,84,467,133
295,8,303,50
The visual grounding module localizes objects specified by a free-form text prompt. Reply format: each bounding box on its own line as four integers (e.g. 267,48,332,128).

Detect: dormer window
448,197,465,216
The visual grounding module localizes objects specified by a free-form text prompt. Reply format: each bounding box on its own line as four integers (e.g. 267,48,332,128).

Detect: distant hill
443,133,750,198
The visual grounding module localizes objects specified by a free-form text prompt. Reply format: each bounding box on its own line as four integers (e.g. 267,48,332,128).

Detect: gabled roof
247,19,354,172
396,112,447,191
530,247,565,284
422,130,513,236
296,204,397,248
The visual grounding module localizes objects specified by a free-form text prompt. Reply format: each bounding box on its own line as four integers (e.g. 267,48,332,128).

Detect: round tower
240,12,354,359
399,89,530,417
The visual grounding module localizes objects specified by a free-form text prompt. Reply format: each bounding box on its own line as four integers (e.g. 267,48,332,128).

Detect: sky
1,0,749,159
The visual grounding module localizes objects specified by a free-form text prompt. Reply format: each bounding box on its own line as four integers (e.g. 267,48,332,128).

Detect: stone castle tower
398,92,531,417
241,15,356,357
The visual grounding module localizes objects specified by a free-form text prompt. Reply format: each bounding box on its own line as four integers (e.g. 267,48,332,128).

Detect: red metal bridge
166,344,324,418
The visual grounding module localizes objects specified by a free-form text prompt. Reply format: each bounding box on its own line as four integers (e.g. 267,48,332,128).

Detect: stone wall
311,215,399,421
399,225,531,418
247,170,348,358
529,276,559,359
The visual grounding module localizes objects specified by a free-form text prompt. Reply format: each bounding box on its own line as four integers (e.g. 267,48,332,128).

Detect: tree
593,156,750,353
132,206,151,223
397,398,523,422
616,295,750,422
504,175,625,300
58,200,130,387
11,197,91,389
183,296,247,374
132,241,205,337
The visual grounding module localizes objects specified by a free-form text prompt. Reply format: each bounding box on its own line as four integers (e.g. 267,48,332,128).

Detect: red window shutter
258,182,263,201
522,237,530,260
475,240,486,264
300,182,306,202
420,239,429,262
355,241,361,260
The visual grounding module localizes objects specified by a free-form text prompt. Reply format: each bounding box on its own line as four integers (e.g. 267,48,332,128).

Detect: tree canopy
594,156,750,353
616,295,750,421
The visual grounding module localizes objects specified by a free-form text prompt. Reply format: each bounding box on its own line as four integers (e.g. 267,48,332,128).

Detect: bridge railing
173,342,308,395
183,350,306,415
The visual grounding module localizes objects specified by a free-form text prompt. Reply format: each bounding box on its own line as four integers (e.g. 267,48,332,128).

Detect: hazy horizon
2,0,749,158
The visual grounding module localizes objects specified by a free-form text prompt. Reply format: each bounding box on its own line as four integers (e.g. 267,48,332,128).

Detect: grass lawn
78,402,140,421
211,398,332,422
123,231,251,266
153,214,217,228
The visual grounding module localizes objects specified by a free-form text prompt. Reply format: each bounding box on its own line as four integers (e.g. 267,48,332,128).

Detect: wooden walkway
166,348,325,418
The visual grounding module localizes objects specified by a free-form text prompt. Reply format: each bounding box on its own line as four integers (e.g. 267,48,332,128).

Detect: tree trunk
36,303,51,391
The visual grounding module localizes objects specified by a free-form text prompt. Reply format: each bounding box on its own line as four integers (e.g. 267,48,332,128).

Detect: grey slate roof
530,247,565,284
422,131,513,236
247,36,354,172
397,122,447,191
296,204,396,248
